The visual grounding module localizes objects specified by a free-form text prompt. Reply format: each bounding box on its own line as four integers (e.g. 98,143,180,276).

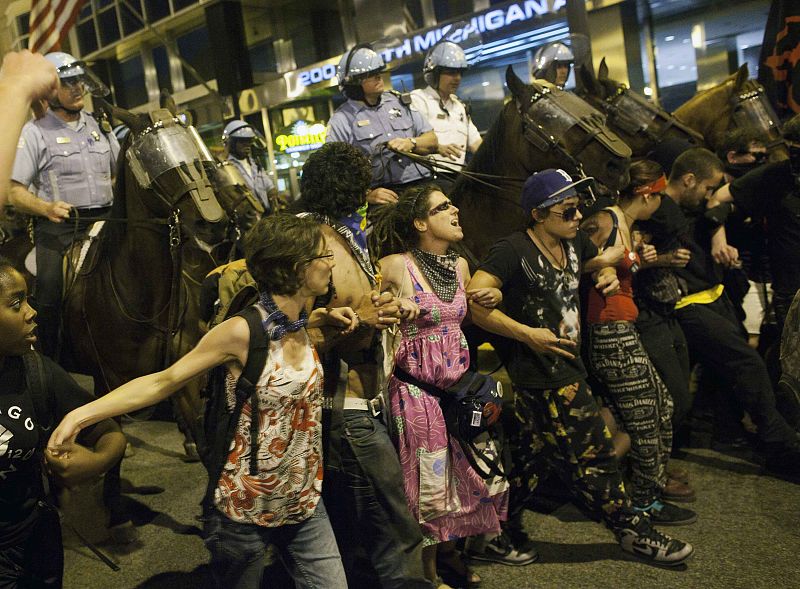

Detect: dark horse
450,67,632,262
61,104,227,403
577,58,704,157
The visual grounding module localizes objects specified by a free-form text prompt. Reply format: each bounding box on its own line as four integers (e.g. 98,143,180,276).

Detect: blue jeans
323,410,432,589
203,499,346,589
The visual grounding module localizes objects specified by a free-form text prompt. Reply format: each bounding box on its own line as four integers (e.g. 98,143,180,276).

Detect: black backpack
199,305,270,512
23,351,55,446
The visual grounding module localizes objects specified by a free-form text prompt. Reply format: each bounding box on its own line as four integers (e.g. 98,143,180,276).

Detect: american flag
28,0,87,55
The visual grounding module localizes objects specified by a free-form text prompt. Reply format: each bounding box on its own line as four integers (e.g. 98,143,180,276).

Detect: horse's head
211,161,265,236
108,100,225,226
675,64,786,160
506,66,631,191
577,58,704,156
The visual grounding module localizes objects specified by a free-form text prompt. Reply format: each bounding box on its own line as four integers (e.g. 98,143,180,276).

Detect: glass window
113,54,148,109
177,27,215,87
249,40,277,75
152,45,172,93
16,13,29,35
77,20,99,55
79,3,92,19
144,0,170,23
173,0,198,11
97,7,121,46
120,1,145,36
94,0,114,8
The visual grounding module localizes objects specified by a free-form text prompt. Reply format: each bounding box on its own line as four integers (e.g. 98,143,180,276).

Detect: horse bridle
602,84,703,145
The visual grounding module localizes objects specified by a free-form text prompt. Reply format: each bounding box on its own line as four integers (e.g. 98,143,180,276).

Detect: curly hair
368,183,442,261
295,142,372,219
244,214,323,295
619,159,665,200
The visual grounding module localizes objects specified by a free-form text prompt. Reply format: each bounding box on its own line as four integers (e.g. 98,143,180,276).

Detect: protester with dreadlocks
369,183,506,588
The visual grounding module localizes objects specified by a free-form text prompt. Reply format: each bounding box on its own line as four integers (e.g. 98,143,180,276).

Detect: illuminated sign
274,120,326,153
294,0,567,88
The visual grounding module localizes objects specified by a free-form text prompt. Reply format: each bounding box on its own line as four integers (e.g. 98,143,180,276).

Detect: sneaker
465,532,539,566
636,501,697,526
617,516,693,567
661,478,696,503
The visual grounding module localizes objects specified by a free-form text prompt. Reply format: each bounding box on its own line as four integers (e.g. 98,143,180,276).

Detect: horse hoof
124,442,135,458
183,442,200,463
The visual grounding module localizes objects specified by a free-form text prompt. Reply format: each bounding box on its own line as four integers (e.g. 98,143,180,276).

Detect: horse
576,58,704,158
61,103,227,404
448,66,632,262
673,63,787,161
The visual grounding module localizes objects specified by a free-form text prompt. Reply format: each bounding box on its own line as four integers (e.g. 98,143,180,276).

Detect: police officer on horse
222,120,277,214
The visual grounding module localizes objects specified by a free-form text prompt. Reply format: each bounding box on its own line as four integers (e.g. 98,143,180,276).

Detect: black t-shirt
0,354,97,548
729,160,800,294
637,195,721,296
480,230,598,390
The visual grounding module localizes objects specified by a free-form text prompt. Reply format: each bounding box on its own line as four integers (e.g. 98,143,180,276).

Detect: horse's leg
170,381,204,462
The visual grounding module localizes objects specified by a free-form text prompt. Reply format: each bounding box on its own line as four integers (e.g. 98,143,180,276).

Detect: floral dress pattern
389,256,508,546
215,330,324,527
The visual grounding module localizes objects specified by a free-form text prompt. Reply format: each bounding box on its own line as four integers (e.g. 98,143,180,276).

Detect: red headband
633,175,667,196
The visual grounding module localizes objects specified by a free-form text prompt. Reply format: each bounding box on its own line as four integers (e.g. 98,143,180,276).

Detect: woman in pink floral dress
373,184,508,588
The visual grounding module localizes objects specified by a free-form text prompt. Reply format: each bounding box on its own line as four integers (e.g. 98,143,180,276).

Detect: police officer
410,41,482,183
222,120,276,213
327,45,437,205
9,52,119,359
532,42,574,89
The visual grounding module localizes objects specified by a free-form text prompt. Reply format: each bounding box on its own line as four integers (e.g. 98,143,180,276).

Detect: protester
295,142,432,588
0,255,126,589
467,168,694,567
48,214,358,589
327,46,437,205
582,160,699,515
637,148,800,479
371,184,507,588
0,50,59,215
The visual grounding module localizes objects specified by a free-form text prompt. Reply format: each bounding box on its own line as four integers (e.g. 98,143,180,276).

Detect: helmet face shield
336,46,386,90
55,61,110,97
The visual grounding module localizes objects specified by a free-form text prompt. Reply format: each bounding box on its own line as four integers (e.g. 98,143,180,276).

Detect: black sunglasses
550,206,580,222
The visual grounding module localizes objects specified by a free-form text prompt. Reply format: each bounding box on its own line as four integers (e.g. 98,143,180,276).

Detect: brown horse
577,58,704,157
61,104,226,402
674,64,787,160
450,66,632,262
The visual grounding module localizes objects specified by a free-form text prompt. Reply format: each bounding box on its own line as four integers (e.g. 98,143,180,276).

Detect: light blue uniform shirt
226,154,274,213
326,91,433,188
12,110,120,209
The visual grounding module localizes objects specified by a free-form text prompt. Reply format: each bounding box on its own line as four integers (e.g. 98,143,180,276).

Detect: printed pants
589,321,673,508
506,380,636,533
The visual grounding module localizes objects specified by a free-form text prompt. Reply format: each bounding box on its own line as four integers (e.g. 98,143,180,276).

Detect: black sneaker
616,516,693,567
465,532,539,566
637,501,698,526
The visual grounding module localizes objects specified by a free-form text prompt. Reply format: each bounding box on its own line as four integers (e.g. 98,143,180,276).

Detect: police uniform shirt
226,154,274,212
12,110,120,209
326,91,433,188
410,86,480,166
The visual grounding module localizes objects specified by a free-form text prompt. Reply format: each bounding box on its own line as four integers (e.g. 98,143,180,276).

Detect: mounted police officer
532,41,575,89
410,41,482,190
222,120,276,213
326,45,437,205
9,51,119,359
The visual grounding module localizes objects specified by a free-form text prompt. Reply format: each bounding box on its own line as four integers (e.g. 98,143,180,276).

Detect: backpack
23,351,55,444
201,259,259,329
199,305,270,513
392,366,505,479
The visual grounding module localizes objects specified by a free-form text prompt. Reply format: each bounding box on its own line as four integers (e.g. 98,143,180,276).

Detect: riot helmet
532,42,575,88
44,52,110,98
337,45,386,100
113,124,131,143
423,41,469,89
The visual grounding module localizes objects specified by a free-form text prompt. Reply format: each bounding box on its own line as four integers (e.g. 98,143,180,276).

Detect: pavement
60,415,800,589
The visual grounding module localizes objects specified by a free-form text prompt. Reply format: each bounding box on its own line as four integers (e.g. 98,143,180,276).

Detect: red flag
759,0,800,118
29,0,87,55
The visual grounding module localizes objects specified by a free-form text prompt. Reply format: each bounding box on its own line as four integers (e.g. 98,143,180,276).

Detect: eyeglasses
549,206,580,222
304,249,335,263
429,200,454,216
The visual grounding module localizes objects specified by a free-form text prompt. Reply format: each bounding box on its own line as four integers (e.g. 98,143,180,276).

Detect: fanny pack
393,366,504,478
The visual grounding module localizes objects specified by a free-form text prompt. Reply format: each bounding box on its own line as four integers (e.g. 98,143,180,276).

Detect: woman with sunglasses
47,214,359,589
370,184,507,589
581,159,698,526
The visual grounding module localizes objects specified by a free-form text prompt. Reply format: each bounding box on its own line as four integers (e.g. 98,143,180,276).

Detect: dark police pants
33,208,110,358
323,410,432,589
675,294,798,446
